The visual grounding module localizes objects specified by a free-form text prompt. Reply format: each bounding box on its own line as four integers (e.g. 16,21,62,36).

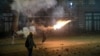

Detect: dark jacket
25,32,36,49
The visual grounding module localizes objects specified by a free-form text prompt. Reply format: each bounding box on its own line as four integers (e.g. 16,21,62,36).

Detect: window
94,13,100,31
85,13,92,31
85,12,100,31
89,0,95,5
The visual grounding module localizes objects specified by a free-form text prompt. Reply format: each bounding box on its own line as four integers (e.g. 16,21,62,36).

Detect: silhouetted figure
11,31,17,44
41,31,46,43
25,32,36,56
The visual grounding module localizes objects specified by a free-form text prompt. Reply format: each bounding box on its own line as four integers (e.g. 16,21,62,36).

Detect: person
25,32,36,56
41,31,46,43
11,31,17,44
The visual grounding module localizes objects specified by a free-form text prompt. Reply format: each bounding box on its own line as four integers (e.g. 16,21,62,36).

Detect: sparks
53,20,71,30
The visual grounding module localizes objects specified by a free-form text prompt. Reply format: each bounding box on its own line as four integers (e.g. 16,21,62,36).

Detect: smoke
51,5,65,24
52,6,65,18
11,0,66,31
16,26,36,38
11,0,57,17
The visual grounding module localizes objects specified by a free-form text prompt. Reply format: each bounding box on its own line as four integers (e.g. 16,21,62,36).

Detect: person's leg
29,48,33,56
42,33,46,43
27,48,30,56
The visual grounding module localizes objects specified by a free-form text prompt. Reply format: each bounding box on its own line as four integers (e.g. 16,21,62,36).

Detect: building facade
65,0,100,33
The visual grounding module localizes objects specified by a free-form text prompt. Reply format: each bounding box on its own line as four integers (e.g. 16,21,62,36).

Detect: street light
70,2,73,6
69,2,73,8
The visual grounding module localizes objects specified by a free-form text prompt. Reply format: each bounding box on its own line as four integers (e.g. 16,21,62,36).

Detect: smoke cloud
11,0,66,30
11,0,57,17
51,5,65,24
52,6,65,18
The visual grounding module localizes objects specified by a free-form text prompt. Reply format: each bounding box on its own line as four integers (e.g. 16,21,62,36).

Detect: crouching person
25,32,36,56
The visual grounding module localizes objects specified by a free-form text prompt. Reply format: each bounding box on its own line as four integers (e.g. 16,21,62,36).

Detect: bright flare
53,20,71,30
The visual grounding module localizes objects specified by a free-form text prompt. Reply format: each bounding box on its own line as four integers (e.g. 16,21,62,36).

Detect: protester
41,31,46,43
25,32,36,56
